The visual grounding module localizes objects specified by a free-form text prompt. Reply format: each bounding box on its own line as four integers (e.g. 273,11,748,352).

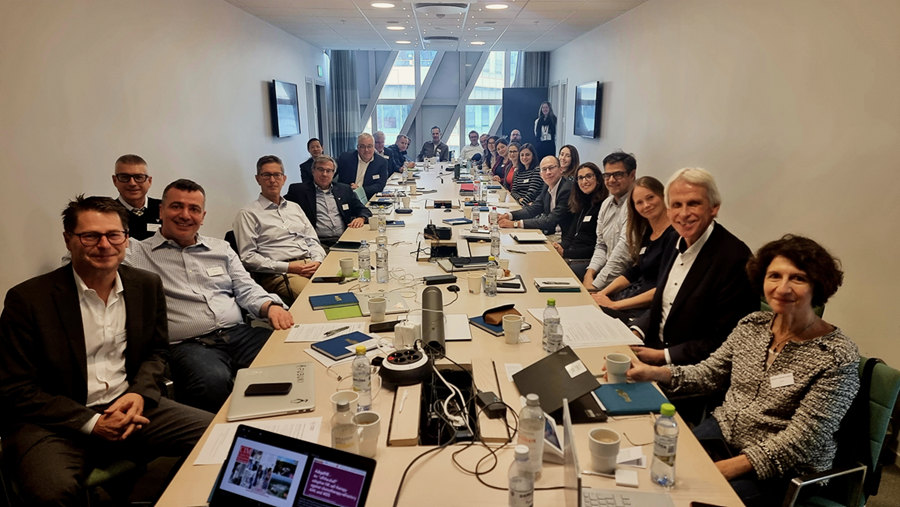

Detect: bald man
335,133,390,199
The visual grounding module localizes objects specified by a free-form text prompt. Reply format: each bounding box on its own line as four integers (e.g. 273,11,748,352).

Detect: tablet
211,424,376,507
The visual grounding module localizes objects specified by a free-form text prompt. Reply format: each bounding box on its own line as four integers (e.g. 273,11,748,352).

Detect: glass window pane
381,50,416,100
447,120,461,159
363,116,373,135
465,105,501,138
420,50,437,85
472,51,505,100
376,104,411,141
509,51,520,87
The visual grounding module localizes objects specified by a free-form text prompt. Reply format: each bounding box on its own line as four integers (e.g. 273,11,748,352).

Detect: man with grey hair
335,132,390,199
630,167,757,366
385,134,412,174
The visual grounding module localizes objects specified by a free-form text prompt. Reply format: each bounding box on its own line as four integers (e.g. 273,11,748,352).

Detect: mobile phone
369,320,401,333
690,503,726,507
497,282,519,289
312,276,344,283
244,382,292,396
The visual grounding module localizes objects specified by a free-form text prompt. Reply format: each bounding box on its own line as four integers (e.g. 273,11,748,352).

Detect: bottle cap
660,403,676,416
336,400,350,412
356,345,367,355
526,393,540,406
360,239,368,246
488,256,495,261
515,445,530,459
547,298,556,306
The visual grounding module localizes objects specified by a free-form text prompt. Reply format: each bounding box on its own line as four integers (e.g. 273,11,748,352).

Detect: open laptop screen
212,425,376,507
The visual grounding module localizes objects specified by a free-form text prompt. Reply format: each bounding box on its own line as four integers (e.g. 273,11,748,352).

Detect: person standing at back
300,138,324,184
534,101,557,160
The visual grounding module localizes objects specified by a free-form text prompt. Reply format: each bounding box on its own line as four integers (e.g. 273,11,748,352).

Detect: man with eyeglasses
285,155,372,250
335,132,390,200
417,125,450,162
111,154,161,241
234,155,326,301
0,196,212,505
497,156,574,240
583,151,638,289
124,179,294,412
460,130,483,163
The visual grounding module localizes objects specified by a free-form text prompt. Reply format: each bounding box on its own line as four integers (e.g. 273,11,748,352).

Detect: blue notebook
310,331,371,361
594,383,670,416
308,292,359,311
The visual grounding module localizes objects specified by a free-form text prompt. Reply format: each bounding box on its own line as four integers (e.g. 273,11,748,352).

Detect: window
447,120,461,159
471,51,505,100
381,51,416,99
376,104,411,140
420,50,436,85
465,105,501,138
509,51,520,87
363,116,373,136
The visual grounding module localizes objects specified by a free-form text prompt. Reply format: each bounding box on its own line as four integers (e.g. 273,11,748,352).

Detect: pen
324,326,350,337
399,390,409,413
506,249,527,254
544,281,570,285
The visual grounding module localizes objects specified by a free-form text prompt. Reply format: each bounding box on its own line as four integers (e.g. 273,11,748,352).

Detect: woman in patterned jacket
627,234,858,507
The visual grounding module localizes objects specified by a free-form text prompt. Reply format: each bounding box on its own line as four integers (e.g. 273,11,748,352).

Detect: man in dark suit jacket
498,155,574,236
299,137,324,184
111,154,162,241
335,133,389,199
285,155,373,247
417,125,450,162
0,196,211,506
630,169,757,366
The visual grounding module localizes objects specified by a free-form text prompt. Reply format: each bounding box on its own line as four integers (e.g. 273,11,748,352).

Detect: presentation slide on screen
220,437,308,507
298,458,367,507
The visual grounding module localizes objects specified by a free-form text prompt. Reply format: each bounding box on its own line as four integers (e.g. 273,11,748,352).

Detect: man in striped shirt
125,179,294,412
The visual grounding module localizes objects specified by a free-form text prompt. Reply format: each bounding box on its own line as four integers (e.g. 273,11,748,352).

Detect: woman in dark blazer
553,162,608,276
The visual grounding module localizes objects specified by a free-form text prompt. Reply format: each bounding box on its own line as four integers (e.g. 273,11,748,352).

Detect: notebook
211,424,376,507
443,217,473,226
468,315,532,337
534,277,583,292
511,231,547,243
329,240,363,252
310,331,372,361
308,292,359,311
593,382,670,416
227,363,315,422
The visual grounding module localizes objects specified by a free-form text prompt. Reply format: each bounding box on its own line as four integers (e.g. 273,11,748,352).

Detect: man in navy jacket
335,133,389,199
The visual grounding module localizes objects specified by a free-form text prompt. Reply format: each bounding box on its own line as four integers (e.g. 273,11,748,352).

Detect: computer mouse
447,285,460,292
444,208,452,212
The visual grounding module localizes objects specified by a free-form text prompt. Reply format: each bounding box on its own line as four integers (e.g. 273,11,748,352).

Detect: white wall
0,0,326,298
550,0,900,366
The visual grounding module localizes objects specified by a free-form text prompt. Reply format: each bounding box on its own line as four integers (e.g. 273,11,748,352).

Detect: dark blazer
417,141,450,162
284,181,372,235
335,151,389,200
632,222,758,365
299,157,314,184
124,196,162,241
561,201,600,260
0,264,169,460
383,144,409,175
510,177,574,236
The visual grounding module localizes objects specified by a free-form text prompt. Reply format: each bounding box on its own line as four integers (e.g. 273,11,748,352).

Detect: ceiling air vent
414,3,468,18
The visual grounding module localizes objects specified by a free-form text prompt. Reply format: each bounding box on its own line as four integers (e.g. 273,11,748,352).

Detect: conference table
156,166,743,507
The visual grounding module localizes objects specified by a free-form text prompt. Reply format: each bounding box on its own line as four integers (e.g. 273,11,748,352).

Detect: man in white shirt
581,151,637,289
234,155,326,302
0,196,212,505
460,130,483,162
111,154,162,241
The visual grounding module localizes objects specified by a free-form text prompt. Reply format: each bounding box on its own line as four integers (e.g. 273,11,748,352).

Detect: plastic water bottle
542,299,562,352
358,240,371,282
377,209,387,234
508,445,534,507
650,403,679,488
485,256,498,297
489,206,499,227
490,225,501,259
331,400,359,454
376,239,389,283
352,345,372,412
471,207,481,232
517,394,544,480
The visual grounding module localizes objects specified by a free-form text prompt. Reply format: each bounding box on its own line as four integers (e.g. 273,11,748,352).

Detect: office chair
224,230,295,304
782,357,900,507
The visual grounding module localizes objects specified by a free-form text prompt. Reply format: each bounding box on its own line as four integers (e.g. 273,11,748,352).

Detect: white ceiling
224,0,647,52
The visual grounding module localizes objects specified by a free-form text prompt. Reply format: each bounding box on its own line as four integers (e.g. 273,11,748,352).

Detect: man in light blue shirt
125,179,294,412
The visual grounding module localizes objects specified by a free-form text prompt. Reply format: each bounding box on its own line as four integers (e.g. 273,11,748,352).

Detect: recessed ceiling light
372,2,395,8
387,26,404,30
472,41,486,45
485,4,508,10
396,40,412,44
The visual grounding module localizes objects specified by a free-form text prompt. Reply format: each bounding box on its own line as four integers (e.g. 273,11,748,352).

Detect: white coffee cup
589,428,620,474
408,182,417,194
606,353,632,384
499,258,510,272
369,215,379,230
502,314,523,345
339,257,354,278
402,196,411,208
331,391,359,414
463,206,473,219
498,189,508,202
352,411,381,458
368,297,387,322
467,272,482,294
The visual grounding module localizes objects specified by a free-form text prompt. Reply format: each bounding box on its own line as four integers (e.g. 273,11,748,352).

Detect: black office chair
224,230,295,304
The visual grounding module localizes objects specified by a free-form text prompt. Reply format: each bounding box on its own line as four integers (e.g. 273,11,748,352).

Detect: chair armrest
782,464,866,507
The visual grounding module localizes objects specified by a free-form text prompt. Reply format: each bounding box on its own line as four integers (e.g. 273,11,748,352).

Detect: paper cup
331,391,359,414
499,258,510,272
467,272,482,294
353,411,381,458
463,206,473,219
498,189,508,202
606,353,632,384
402,196,411,208
368,297,387,322
502,314,523,345
589,428,620,474
339,257,354,278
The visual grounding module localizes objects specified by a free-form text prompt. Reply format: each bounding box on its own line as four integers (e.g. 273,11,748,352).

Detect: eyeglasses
577,173,596,181
258,172,284,180
314,167,335,174
71,231,128,246
358,144,375,150
601,171,630,181
114,173,149,183
540,164,559,173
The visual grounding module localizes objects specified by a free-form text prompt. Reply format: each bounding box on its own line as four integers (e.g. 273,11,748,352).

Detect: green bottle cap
660,403,676,416
547,299,556,306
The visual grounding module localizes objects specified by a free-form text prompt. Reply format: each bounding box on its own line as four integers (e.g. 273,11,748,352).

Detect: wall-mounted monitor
573,81,603,139
270,80,301,138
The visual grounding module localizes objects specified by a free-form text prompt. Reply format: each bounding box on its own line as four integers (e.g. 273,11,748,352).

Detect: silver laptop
227,363,316,422
562,398,675,507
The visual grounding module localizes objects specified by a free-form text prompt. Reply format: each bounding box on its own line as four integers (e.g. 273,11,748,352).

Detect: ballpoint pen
506,249,527,254
324,326,350,337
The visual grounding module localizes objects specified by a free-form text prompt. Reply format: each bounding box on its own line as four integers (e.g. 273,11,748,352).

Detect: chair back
224,230,238,254
861,358,900,500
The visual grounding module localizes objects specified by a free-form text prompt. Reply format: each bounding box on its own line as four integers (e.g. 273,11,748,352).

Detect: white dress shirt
233,194,326,273
356,157,372,186
587,191,632,289
73,270,129,433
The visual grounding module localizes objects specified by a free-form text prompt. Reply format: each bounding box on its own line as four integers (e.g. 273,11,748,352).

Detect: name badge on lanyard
770,373,794,388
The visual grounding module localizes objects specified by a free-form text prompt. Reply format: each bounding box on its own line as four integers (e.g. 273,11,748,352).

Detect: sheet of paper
505,363,523,382
305,337,392,368
617,447,647,468
505,244,549,252
445,314,473,341
194,417,322,466
527,305,642,347
284,323,366,343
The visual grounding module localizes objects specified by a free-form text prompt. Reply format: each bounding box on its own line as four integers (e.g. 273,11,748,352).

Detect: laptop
227,363,316,422
562,399,676,507
211,424,376,507
512,346,607,424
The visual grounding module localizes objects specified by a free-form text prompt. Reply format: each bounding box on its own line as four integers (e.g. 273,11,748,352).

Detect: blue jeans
693,417,794,507
169,324,272,413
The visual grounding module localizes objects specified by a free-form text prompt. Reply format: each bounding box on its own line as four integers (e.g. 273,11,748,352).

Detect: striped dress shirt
124,232,284,342
510,164,544,204
587,191,632,289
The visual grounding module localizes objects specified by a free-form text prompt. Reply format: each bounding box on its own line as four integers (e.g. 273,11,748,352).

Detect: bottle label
653,441,677,463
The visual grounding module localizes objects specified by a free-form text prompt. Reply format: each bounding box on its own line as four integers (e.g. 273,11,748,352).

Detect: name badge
342,204,349,210
523,179,530,183
147,223,161,232
639,246,647,255
206,267,225,277
373,174,380,180
583,215,592,222
770,373,794,388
